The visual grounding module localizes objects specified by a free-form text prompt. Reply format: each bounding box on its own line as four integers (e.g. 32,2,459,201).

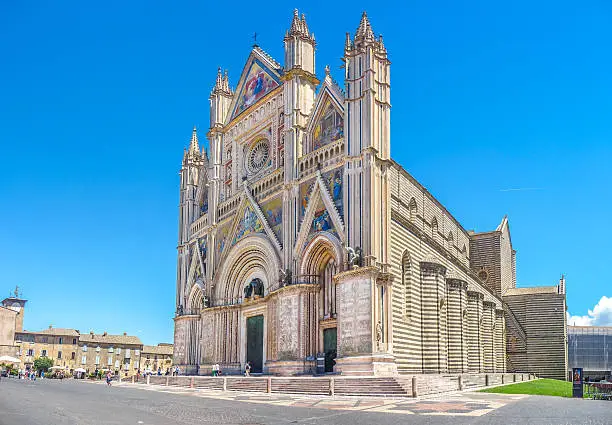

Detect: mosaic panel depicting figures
233,59,280,117
215,220,232,258
231,204,265,247
261,196,283,240
312,99,343,150
324,168,343,216
300,178,316,219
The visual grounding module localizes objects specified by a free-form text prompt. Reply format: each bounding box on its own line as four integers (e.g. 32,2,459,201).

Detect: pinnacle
355,11,375,41
188,126,200,156
288,9,314,41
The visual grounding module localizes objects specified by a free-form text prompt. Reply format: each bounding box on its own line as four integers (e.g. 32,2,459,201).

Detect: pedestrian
157,367,161,376
211,364,217,377
106,371,112,387
245,361,251,377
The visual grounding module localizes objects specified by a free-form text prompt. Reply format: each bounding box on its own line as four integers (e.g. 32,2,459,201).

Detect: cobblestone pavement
1,377,611,425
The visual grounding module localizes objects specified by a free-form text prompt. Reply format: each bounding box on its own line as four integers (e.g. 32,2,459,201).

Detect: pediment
227,48,283,122
216,184,283,268
305,81,344,152
295,171,345,255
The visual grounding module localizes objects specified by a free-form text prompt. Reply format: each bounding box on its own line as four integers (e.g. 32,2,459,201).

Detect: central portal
246,315,264,373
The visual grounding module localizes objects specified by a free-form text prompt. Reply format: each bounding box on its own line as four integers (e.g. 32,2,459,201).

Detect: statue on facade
176,304,184,316
244,278,265,300
279,269,292,287
345,245,362,269
376,321,383,349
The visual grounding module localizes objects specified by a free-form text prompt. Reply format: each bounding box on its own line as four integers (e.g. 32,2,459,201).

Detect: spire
287,9,314,41
355,11,375,41
215,67,223,89
188,126,200,156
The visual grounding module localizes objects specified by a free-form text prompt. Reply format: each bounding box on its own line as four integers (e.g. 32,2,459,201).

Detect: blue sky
1,1,610,344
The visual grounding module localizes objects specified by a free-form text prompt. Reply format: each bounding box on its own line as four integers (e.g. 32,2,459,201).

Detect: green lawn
480,378,572,397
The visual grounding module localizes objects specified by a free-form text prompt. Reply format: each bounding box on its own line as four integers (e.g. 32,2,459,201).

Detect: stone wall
503,287,567,379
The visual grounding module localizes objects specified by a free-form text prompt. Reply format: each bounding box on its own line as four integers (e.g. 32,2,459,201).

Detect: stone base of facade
334,353,398,376
266,359,316,376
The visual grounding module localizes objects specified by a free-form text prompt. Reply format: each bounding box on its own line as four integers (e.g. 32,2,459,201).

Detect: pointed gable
231,203,266,246
306,73,344,153
229,48,282,121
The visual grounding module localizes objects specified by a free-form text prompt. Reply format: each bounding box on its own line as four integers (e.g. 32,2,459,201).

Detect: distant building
0,288,26,357
568,326,612,381
141,343,174,373
77,331,143,377
15,327,80,370
1,287,166,377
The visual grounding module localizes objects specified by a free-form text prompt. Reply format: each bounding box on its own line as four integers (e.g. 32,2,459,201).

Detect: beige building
15,327,80,370
141,343,174,373
76,331,143,376
173,10,567,378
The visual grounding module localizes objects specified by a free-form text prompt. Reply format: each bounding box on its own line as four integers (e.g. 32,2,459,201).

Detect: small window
71,352,75,360
27,349,33,356
134,360,139,369
96,346,101,352
72,338,77,345
41,349,47,357
57,351,62,359
108,357,113,366
108,347,114,353
115,360,120,368
81,355,87,365
82,345,88,352
95,355,100,365
135,350,140,356
116,348,121,355
58,337,63,344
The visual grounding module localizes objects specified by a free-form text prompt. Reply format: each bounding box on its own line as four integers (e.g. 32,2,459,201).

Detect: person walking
106,371,112,387
245,361,251,377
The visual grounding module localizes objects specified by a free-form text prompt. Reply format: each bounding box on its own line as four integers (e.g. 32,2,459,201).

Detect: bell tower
343,12,391,268
176,127,202,310
282,10,318,269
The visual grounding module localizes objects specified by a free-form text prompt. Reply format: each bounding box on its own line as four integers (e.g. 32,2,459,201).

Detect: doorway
246,315,264,373
323,327,337,373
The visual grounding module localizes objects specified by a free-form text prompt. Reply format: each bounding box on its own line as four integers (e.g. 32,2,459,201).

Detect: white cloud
567,296,612,326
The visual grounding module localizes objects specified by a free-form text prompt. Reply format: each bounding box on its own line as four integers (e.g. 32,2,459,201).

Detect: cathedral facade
173,11,542,376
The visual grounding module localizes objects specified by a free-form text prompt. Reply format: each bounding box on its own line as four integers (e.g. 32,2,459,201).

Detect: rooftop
81,332,142,346
18,327,80,337
142,344,174,356
504,286,560,296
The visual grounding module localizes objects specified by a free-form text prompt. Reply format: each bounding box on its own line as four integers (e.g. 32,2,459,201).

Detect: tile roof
19,327,80,336
81,333,142,346
142,344,174,356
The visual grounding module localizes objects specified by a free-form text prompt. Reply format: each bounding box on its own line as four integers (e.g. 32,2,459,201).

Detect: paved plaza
1,378,611,425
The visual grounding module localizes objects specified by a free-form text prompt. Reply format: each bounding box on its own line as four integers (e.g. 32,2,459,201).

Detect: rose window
246,139,270,174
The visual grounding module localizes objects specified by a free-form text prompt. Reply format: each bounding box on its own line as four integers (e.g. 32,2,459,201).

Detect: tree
33,357,54,372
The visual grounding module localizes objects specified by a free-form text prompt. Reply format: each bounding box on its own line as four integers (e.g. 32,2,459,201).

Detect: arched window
447,231,454,249
408,198,418,223
431,217,439,240
402,252,411,320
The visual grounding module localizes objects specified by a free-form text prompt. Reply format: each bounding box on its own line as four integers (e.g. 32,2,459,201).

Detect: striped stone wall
388,163,506,375
503,288,567,379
